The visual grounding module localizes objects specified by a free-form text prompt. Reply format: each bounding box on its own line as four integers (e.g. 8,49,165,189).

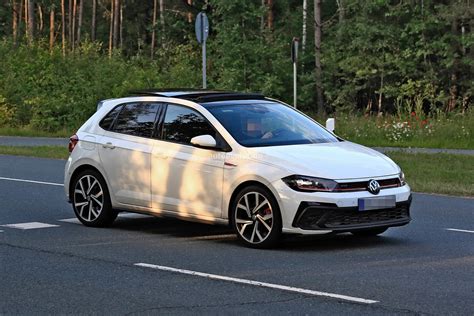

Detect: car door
151,104,226,218
98,102,162,208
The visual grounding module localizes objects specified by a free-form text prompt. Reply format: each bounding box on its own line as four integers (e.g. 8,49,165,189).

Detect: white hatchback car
65,90,411,248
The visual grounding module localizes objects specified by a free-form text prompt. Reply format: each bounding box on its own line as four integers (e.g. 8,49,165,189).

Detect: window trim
156,102,232,152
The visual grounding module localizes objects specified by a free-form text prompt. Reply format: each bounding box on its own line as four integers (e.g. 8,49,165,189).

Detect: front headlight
399,171,406,186
282,175,338,192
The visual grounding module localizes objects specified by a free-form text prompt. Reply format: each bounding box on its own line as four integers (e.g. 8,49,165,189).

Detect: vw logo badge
368,179,381,195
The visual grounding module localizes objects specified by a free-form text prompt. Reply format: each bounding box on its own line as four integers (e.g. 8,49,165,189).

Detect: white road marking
2,222,60,230
58,218,81,224
0,176,63,187
446,228,474,234
58,213,153,225
134,263,378,304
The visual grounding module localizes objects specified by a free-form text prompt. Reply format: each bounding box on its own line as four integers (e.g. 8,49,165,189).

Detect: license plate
358,196,396,211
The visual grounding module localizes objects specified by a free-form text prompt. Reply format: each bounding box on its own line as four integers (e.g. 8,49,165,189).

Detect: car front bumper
271,179,412,235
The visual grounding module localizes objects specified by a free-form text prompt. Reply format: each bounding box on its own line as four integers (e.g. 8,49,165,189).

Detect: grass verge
0,127,72,138
0,146,69,160
387,152,473,197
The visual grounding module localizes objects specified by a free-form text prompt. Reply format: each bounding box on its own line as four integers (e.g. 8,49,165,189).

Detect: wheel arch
227,180,281,224
69,164,108,200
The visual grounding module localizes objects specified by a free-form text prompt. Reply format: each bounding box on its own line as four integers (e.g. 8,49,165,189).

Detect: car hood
248,141,400,180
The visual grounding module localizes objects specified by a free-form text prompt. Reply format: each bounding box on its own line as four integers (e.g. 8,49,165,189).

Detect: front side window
112,103,161,138
206,101,339,147
162,104,216,145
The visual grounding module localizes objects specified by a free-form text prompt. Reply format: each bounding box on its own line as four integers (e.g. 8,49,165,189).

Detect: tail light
68,134,79,153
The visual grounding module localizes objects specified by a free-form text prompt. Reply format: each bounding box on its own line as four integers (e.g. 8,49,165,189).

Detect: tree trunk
120,3,123,50
314,0,324,115
61,0,66,56
113,0,119,50
71,0,76,51
302,0,307,52
18,0,23,41
266,0,274,29
49,7,55,53
378,72,384,116
447,17,459,112
12,0,18,45
91,0,96,41
76,0,83,45
159,0,165,47
336,0,344,23
151,0,157,59
187,0,192,23
27,0,35,44
38,3,43,33
68,0,72,45
108,0,113,57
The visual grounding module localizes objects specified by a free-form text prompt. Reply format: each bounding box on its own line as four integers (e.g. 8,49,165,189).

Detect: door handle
102,142,115,149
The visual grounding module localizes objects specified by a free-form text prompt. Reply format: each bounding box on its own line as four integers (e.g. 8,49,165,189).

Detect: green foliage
0,42,166,131
0,0,472,135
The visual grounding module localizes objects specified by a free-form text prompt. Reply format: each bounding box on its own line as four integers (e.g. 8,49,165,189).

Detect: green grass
0,146,69,160
0,127,72,138
332,112,474,149
387,152,474,197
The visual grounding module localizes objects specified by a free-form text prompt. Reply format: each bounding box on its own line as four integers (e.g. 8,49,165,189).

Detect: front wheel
231,185,282,248
72,169,117,227
351,227,388,237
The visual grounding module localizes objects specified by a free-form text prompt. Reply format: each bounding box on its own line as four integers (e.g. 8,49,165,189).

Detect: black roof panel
128,89,266,103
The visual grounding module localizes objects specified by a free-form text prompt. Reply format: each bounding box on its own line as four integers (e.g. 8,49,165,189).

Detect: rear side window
162,104,216,145
112,103,161,138
99,105,123,130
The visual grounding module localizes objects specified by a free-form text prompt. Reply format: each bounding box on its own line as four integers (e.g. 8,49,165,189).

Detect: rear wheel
72,169,117,227
231,185,282,248
351,227,388,237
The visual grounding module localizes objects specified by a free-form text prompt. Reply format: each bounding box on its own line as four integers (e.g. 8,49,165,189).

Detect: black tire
72,169,118,227
230,185,282,249
351,227,388,237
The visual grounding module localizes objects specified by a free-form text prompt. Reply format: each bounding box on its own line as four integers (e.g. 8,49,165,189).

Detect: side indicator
224,162,237,167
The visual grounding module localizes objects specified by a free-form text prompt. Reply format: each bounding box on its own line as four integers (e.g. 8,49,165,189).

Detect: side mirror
190,135,217,149
326,118,335,133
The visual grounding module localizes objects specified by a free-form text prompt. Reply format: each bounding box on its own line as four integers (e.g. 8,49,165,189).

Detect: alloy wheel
234,192,274,244
74,175,104,222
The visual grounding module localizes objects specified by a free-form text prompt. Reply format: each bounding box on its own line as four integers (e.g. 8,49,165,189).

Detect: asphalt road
0,154,473,315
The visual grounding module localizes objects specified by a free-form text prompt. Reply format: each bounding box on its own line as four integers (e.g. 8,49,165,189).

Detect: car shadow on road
110,215,411,252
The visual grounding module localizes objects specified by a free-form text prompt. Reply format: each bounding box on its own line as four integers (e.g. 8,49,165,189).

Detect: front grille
293,200,411,230
335,177,401,192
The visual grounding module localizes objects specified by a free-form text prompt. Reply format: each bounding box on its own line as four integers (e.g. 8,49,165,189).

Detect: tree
151,0,157,58
91,0,96,41
113,0,119,49
314,0,323,115
12,0,18,45
49,3,55,53
27,0,35,44
61,0,65,55
76,0,83,45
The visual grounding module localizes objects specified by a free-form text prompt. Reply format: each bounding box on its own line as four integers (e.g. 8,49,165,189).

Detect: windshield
205,101,339,147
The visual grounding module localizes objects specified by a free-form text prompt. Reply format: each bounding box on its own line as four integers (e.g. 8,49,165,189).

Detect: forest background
0,0,472,148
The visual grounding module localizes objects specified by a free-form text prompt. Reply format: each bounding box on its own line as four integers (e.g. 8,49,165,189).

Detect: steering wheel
261,128,286,139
